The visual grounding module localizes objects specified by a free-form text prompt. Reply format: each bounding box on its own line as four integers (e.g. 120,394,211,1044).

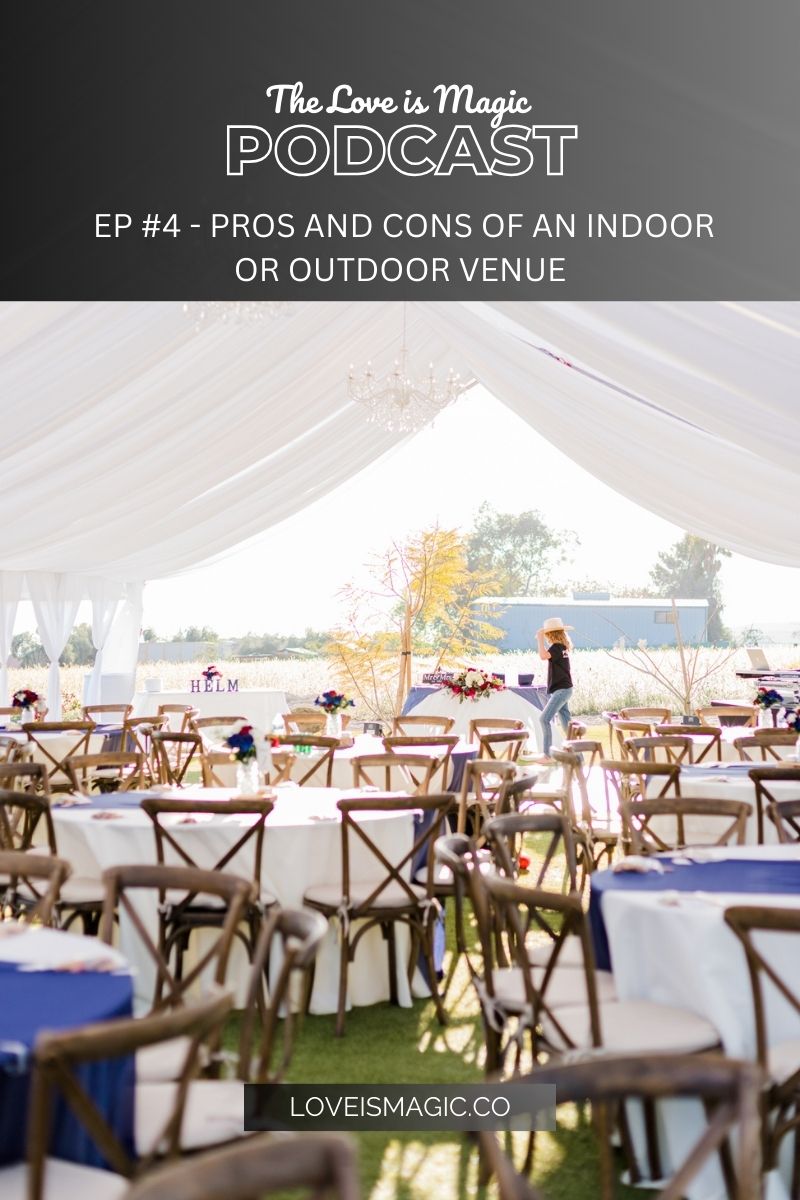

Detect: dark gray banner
244,1083,556,1132
3,1,800,297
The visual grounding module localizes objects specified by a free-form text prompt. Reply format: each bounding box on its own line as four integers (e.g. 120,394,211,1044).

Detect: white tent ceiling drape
0,300,797,703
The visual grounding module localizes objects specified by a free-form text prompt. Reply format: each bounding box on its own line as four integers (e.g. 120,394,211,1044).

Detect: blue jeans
540,687,573,755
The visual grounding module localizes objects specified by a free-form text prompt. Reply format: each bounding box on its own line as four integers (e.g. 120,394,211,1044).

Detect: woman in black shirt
535,616,574,763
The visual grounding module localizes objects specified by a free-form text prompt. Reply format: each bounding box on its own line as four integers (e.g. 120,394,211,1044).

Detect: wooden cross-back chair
13,990,234,1200
484,810,578,892
189,715,248,738
619,706,672,724
601,758,681,814
0,735,24,764
392,713,455,736
0,848,71,926
457,759,517,840
473,728,528,763
502,771,573,826
468,717,526,744
151,730,203,785
351,752,438,794
725,903,800,1186
482,873,720,1082
0,787,105,933
66,751,145,795
382,734,459,791
609,720,656,759
696,704,758,728
621,797,749,855
433,833,485,992
0,760,51,796
734,731,797,763
121,715,167,781
81,703,133,724
767,798,800,844
22,721,96,791
749,765,800,845
556,743,619,875
141,797,275,972
657,723,723,763
100,862,253,1012
282,710,328,734
157,703,199,732
479,1053,762,1200
624,734,694,766
132,907,331,1152
304,792,453,1036
272,734,340,786
122,1133,361,1200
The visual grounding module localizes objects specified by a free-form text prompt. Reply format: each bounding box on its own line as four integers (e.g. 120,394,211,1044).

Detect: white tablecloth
403,688,562,752
645,766,800,845
2,730,106,783
131,688,288,731
601,844,800,1199
50,786,415,1015
205,733,473,791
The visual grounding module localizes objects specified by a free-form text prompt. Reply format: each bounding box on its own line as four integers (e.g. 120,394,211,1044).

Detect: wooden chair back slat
352,752,438,795
457,759,517,840
392,714,455,736
275,734,340,786
151,731,203,785
27,990,234,1191
66,751,145,795
0,848,70,924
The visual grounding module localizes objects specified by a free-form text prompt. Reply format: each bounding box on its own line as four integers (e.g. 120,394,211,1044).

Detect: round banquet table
590,845,800,1200
0,927,132,1168
203,733,478,792
646,762,800,845
401,685,561,752
0,730,107,782
50,786,418,1014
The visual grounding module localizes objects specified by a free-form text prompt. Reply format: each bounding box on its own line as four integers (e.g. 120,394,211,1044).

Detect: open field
13,645,798,722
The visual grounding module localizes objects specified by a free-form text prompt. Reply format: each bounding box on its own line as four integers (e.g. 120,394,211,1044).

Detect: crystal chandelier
183,301,292,330
347,303,469,433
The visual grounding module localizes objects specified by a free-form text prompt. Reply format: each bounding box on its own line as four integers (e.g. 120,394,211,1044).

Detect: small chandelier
183,301,292,330
348,303,468,433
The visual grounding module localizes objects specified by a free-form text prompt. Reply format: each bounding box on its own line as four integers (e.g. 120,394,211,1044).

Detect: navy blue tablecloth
589,857,800,972
0,961,134,1167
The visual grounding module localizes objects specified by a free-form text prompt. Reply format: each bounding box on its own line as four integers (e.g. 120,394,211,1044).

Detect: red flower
518,854,530,871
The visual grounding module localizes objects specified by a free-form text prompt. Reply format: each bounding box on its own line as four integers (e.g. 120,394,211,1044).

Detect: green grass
224,840,638,1200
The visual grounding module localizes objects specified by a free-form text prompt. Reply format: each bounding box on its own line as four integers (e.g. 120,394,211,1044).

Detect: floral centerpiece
755,687,783,708
223,720,260,793
785,710,800,733
201,665,222,683
314,690,355,737
11,688,41,722
441,668,506,703
223,721,256,761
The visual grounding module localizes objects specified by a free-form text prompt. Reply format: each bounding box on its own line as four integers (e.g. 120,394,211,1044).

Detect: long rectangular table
401,684,559,751
131,688,288,730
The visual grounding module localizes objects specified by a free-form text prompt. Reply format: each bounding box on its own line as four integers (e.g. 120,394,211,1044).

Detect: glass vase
325,711,343,738
236,756,261,794
757,707,773,728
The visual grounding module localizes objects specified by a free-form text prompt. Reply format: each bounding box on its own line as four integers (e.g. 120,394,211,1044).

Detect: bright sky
127,387,800,642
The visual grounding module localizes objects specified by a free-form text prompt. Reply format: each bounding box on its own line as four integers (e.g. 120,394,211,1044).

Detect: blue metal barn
473,595,710,650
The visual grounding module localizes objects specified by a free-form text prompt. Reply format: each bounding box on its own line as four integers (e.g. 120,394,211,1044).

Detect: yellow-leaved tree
327,525,502,719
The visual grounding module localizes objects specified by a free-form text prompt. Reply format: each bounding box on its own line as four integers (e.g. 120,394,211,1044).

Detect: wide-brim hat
542,616,574,632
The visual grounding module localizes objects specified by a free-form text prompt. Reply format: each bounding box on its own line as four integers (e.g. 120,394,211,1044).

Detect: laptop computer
746,647,771,671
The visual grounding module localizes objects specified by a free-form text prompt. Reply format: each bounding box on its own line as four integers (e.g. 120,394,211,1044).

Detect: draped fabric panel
0,573,23,708
421,302,800,566
28,574,82,719
86,579,122,706
0,301,795,587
